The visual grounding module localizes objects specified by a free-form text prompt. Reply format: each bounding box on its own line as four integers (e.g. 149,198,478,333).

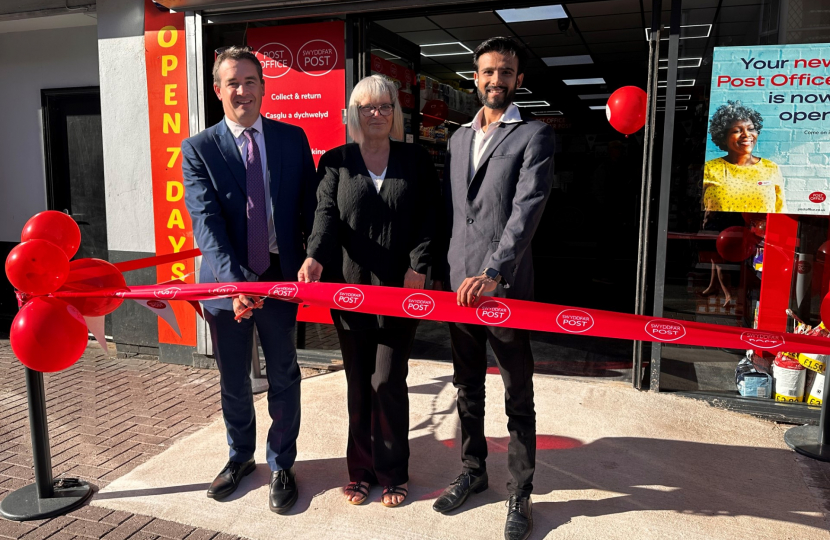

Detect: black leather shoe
269,467,298,514
432,470,489,514
207,458,256,500
504,495,533,540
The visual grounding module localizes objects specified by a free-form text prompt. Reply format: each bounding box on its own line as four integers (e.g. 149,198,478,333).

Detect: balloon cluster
4,211,126,372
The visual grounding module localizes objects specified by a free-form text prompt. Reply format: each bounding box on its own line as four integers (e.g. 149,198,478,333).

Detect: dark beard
476,85,515,110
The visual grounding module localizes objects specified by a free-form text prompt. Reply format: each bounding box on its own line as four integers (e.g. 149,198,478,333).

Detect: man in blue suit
182,46,316,514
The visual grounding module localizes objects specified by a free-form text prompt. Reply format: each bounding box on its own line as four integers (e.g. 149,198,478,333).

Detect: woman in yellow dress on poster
703,100,785,213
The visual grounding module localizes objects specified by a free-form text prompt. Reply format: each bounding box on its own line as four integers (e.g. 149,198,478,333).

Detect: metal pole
25,368,54,499
649,0,683,392
0,311,93,520
633,0,663,390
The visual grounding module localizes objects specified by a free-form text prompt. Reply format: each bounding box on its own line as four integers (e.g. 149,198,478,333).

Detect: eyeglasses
358,104,394,117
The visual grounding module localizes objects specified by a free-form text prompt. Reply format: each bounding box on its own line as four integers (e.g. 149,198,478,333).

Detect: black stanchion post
0,368,93,521
784,367,830,461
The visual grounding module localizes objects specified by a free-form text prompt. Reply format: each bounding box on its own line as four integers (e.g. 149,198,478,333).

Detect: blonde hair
347,75,405,145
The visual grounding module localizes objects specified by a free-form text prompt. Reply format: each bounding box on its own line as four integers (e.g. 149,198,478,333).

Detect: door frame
41,86,102,212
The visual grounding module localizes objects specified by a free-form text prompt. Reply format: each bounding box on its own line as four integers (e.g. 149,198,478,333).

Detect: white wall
0,24,99,242
98,0,155,254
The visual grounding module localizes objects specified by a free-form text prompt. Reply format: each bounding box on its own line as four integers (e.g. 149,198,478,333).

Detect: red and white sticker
334,287,365,310
402,293,435,318
154,287,181,300
210,285,238,296
809,192,826,203
644,319,686,341
556,309,595,333
268,283,299,299
476,300,511,325
741,331,785,349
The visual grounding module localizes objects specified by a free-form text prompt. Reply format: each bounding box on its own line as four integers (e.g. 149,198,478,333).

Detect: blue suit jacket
182,117,317,312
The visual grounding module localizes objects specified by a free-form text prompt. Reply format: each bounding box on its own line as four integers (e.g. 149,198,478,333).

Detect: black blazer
307,141,441,330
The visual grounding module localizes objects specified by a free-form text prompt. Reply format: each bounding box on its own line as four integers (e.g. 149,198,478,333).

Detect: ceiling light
496,5,567,23
658,79,695,87
589,106,606,110
657,94,691,101
371,48,400,60
514,101,550,107
542,55,593,67
421,42,473,57
456,71,476,80
659,57,702,69
563,77,606,86
578,93,611,100
531,110,563,115
645,24,711,41
516,88,532,94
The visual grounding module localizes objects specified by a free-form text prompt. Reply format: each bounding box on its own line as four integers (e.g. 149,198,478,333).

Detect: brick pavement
0,338,322,540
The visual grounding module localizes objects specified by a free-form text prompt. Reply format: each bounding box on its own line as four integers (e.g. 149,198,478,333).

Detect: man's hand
456,275,497,307
233,294,263,321
404,268,425,289
298,257,323,283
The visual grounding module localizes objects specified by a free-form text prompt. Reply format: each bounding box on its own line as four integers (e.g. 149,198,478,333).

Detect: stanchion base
251,377,269,394
0,478,93,521
784,425,830,462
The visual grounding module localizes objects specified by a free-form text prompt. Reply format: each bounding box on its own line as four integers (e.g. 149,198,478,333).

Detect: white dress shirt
224,115,278,254
465,103,523,179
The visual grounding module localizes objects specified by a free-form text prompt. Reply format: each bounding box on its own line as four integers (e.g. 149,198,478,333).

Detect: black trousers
336,324,417,486
448,322,536,497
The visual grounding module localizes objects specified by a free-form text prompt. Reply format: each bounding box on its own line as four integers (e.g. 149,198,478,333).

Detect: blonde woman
298,75,441,507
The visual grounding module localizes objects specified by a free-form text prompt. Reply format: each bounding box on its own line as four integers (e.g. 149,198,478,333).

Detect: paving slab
92,360,830,539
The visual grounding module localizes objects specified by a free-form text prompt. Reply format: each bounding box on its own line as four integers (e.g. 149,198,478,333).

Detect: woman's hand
404,268,425,289
298,258,323,283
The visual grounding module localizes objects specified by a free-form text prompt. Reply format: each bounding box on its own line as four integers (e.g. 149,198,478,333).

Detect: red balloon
57,259,126,317
421,99,449,128
21,211,81,259
822,292,830,328
716,226,758,262
606,86,647,135
10,297,88,372
5,239,70,295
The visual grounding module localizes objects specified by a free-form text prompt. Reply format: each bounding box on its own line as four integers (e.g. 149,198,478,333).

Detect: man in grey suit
432,37,554,540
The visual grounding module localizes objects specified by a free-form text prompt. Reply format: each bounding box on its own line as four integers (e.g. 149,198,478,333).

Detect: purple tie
243,128,270,275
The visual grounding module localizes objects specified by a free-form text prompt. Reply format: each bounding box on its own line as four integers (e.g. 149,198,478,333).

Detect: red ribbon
51,281,830,354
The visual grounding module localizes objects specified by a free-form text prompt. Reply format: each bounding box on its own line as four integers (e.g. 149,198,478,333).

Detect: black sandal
344,481,370,505
381,485,408,508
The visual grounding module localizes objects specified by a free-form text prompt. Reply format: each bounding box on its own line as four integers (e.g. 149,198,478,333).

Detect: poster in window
704,44,830,215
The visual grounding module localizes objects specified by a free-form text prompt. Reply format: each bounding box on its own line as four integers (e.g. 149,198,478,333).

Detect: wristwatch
482,267,502,284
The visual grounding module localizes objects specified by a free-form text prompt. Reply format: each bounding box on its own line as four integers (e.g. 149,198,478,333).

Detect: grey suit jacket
441,118,555,301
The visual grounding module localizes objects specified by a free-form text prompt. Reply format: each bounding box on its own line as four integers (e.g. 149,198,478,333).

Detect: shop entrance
201,1,654,379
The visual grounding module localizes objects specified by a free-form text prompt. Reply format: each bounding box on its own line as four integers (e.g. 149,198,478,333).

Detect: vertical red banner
248,22,346,166
144,1,196,346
